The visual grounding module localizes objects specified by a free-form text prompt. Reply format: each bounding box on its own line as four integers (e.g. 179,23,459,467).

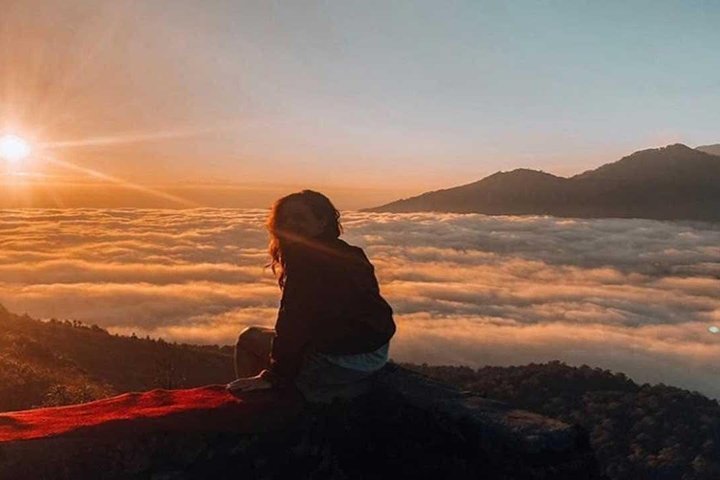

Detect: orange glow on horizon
35,154,199,208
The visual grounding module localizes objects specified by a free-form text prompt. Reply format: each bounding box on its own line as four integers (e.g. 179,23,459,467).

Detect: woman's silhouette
227,190,395,400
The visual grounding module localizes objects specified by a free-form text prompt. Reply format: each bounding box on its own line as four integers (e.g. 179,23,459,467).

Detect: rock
376,365,583,454
0,365,602,479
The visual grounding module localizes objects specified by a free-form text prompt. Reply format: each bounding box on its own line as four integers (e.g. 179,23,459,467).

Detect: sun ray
39,124,240,150
35,180,68,209
37,153,199,208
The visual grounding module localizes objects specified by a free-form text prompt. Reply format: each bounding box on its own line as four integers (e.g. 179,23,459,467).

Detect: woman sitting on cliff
227,190,396,400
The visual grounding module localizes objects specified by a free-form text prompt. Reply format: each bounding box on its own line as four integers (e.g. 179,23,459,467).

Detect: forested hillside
410,363,720,480
2,306,719,479
0,305,233,412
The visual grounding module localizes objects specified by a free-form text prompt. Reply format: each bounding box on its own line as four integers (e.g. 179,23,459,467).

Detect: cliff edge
0,365,601,479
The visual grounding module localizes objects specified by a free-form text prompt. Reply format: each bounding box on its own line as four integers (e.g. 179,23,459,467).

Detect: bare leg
234,326,274,378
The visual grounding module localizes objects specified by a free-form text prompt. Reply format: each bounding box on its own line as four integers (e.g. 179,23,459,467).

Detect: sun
0,134,31,162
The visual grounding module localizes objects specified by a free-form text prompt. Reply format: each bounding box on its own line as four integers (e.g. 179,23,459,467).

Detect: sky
1,0,719,209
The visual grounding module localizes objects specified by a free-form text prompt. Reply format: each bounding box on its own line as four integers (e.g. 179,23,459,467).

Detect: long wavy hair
266,190,342,288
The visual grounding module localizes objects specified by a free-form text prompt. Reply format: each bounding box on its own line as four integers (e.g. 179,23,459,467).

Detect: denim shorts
294,351,380,402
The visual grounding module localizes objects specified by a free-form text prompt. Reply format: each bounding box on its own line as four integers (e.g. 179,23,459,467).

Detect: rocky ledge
0,365,602,479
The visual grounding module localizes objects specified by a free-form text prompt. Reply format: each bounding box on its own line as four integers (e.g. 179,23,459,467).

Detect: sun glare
0,134,31,162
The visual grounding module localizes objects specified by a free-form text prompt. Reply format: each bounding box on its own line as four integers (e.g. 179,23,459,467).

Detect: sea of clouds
1,209,719,398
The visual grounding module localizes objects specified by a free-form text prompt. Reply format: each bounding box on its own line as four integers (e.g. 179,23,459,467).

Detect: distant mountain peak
631,142,705,158
591,143,704,166
660,143,694,151
572,142,720,181
478,168,565,188
696,143,720,157
495,168,559,178
367,143,720,221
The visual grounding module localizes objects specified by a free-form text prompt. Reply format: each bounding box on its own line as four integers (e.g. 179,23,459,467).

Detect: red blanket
0,385,301,443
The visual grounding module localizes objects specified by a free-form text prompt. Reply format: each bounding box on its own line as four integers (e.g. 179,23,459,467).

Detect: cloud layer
1,209,719,397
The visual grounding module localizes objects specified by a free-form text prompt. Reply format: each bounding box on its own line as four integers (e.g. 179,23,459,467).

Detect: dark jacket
268,237,395,381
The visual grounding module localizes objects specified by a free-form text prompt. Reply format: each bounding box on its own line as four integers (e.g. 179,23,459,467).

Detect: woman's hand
226,372,273,393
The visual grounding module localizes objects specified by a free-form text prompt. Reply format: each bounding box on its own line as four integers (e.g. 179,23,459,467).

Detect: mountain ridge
367,143,720,221
697,144,720,156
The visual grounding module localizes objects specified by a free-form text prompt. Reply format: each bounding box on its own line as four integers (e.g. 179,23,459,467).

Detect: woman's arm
267,254,324,383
